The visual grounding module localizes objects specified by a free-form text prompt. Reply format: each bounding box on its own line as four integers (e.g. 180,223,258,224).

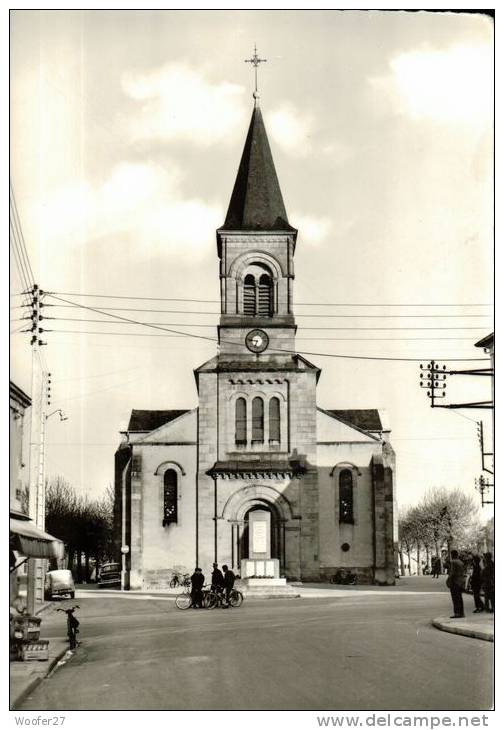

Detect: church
114,92,397,590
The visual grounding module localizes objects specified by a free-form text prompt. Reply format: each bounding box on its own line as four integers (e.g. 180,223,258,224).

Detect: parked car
44,569,75,600
98,562,121,588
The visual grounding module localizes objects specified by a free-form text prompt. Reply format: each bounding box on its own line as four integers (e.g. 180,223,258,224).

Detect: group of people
189,563,236,609
447,550,494,619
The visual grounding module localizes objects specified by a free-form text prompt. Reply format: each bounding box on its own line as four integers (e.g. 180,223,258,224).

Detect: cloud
121,62,246,146
36,161,223,260
291,213,332,246
369,43,493,128
265,104,314,156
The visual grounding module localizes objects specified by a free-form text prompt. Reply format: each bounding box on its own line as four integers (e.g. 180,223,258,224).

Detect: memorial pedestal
241,558,280,579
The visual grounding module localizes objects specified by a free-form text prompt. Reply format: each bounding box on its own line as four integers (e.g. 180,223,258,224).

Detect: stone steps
239,578,301,599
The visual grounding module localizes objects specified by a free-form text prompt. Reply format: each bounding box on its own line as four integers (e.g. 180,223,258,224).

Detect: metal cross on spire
245,44,267,102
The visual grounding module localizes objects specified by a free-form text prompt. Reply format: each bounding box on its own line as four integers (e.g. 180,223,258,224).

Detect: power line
42,303,493,319
44,293,490,363
43,317,491,331
45,289,493,307
10,180,35,284
41,329,481,342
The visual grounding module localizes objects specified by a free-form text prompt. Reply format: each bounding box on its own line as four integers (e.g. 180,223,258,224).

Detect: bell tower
195,72,321,582
216,103,298,359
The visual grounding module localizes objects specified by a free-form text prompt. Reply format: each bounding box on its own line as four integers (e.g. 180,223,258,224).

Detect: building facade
115,102,397,588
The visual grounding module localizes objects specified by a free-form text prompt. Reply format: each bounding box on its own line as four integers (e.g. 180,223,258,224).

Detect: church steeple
216,94,298,358
220,105,296,233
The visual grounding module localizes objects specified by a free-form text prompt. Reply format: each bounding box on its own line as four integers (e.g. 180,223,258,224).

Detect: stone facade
114,102,397,588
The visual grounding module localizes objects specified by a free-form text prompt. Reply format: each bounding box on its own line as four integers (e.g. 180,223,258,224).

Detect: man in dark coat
190,568,205,608
470,554,485,613
431,556,441,579
482,552,494,613
447,549,465,618
222,564,235,606
211,563,224,594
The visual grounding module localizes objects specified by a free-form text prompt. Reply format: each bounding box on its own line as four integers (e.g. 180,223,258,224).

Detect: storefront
10,510,64,611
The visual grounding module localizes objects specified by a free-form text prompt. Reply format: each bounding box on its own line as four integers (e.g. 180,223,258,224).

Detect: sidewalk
10,605,69,710
77,574,446,600
432,612,494,642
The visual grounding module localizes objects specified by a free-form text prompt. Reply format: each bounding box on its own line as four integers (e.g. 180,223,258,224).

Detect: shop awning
10,516,64,560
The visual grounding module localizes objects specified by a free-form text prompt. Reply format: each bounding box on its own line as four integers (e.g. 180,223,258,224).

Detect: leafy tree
398,487,483,575
45,476,114,581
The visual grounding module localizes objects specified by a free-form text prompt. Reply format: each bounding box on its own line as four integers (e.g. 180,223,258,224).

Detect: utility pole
419,360,493,409
26,285,48,613
475,475,494,507
476,420,493,475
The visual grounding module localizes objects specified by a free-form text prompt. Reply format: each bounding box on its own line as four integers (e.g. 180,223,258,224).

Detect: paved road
20,589,493,711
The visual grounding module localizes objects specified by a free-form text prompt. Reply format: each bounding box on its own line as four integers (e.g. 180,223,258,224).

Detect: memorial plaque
252,520,267,553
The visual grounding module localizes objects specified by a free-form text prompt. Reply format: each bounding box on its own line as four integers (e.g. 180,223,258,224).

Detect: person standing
481,552,494,613
222,564,236,607
431,556,440,579
211,563,224,594
190,567,205,609
470,554,485,613
446,549,465,618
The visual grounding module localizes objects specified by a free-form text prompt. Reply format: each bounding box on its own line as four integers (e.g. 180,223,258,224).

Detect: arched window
258,273,273,316
235,397,247,446
163,469,178,526
339,469,354,524
269,397,280,444
251,397,264,444
242,265,274,317
243,274,256,316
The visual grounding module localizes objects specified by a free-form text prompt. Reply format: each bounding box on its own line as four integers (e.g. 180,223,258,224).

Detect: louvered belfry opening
242,266,273,317
243,274,256,316
258,273,273,316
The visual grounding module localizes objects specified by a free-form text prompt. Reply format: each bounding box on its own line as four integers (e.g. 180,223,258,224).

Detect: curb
10,644,70,710
431,618,494,643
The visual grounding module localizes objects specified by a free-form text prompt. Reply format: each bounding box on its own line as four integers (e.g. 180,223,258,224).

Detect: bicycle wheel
205,591,219,609
175,592,192,610
201,591,215,609
229,590,243,608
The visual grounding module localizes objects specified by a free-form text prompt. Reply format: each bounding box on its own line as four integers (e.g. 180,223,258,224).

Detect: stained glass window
252,397,264,443
163,469,178,526
269,397,280,443
339,469,354,524
235,397,247,445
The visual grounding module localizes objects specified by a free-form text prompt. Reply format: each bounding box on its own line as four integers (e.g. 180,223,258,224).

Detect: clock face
245,329,269,353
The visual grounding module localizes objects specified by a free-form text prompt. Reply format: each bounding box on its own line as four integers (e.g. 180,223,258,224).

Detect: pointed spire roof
220,105,296,232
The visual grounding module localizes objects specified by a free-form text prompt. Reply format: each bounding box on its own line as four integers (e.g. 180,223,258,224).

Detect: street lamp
46,409,68,422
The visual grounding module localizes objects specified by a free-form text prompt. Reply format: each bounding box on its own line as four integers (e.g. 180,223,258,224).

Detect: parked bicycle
57,605,80,649
174,585,244,610
170,571,191,588
205,586,244,609
329,569,357,585
175,585,206,610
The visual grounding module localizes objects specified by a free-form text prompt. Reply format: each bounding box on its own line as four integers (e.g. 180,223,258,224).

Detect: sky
9,9,494,519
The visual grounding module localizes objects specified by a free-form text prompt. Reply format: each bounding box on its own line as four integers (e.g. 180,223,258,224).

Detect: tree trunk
85,552,90,583
406,547,412,575
416,544,421,575
76,551,83,583
399,549,405,577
